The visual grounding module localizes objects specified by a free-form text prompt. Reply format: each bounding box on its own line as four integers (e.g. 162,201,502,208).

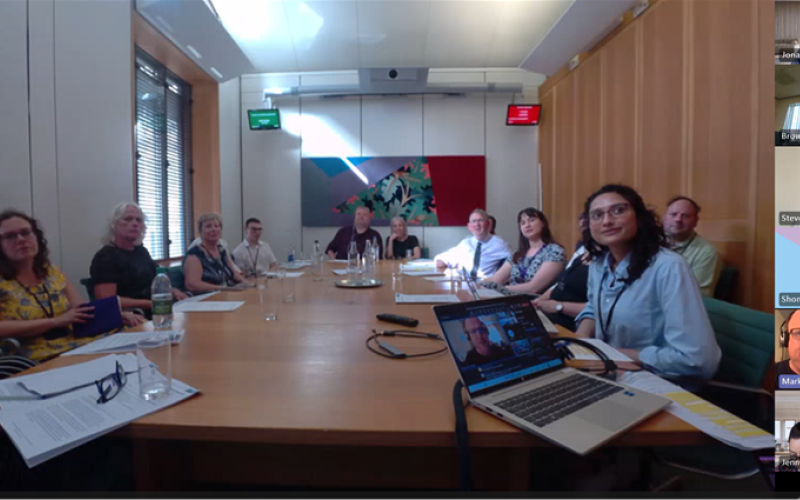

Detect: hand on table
53,306,94,328
122,312,146,327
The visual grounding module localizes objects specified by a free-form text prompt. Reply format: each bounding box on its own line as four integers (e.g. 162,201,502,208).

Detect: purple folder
72,295,124,339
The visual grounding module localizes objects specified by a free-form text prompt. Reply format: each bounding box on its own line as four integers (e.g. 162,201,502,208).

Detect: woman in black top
385,216,421,260
91,203,186,311
183,213,246,292
532,214,590,332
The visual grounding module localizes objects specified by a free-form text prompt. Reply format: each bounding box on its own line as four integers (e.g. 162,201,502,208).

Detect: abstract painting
301,156,485,227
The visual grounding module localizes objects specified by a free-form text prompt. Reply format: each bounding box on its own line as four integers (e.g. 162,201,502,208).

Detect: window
784,103,800,132
134,49,192,260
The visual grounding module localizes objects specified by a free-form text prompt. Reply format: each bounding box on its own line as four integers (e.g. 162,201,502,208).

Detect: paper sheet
15,354,139,399
424,276,466,282
475,288,505,299
175,291,218,304
567,339,633,363
281,261,310,269
618,371,773,451
331,269,349,275
0,369,198,467
329,259,349,264
403,271,444,277
536,310,559,334
266,271,304,278
173,301,244,313
395,293,460,304
62,330,185,357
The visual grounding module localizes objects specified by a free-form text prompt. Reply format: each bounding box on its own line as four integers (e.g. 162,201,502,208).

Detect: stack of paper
173,301,244,313
618,371,773,451
395,293,460,304
62,330,185,356
176,291,218,304
0,354,199,467
281,261,310,270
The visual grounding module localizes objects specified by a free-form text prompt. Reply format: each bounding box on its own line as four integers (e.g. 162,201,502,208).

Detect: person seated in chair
662,196,721,296
435,209,511,279
231,218,277,276
326,205,383,260
183,213,246,293
575,185,721,379
0,210,141,362
90,202,187,314
385,216,421,260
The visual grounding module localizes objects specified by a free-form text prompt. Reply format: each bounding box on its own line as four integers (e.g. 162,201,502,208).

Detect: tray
334,279,384,288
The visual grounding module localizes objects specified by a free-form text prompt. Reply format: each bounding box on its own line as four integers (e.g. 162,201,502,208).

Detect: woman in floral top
482,208,566,294
0,210,141,362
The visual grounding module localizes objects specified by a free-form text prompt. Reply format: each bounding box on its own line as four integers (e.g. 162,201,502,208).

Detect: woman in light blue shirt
574,185,721,379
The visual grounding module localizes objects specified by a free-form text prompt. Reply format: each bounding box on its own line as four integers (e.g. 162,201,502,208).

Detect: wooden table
33,261,709,490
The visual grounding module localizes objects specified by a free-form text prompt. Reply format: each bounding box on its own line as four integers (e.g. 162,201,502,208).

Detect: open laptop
433,294,669,455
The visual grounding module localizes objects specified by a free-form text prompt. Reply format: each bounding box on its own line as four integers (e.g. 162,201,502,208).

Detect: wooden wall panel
539,90,555,221
640,0,685,208
572,55,603,251
553,74,576,249
538,0,773,312
601,26,637,186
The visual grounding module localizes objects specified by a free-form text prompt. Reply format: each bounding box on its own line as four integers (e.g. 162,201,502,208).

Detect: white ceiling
210,0,575,73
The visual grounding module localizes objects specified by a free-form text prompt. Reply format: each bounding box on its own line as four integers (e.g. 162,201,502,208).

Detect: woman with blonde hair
183,213,245,292
90,202,187,313
385,216,421,260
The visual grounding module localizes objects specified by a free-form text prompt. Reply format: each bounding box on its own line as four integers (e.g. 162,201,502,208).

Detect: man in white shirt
434,209,512,279
231,218,277,276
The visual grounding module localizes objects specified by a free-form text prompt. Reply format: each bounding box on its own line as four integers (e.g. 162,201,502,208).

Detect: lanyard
17,279,55,318
246,245,260,272
518,244,548,281
596,272,629,339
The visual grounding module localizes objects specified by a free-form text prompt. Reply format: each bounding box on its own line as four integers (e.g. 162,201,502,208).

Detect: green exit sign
248,109,281,130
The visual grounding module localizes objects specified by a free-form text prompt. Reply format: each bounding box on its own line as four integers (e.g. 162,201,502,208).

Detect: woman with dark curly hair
482,208,566,294
0,210,141,362
574,185,721,379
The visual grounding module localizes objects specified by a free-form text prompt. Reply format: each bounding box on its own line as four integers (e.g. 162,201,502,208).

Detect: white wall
219,77,242,246
2,0,133,293
0,0,32,215
238,69,544,260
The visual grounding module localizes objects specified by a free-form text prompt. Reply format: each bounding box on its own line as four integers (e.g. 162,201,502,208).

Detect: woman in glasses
90,202,187,314
574,185,721,379
482,208,566,294
0,210,141,362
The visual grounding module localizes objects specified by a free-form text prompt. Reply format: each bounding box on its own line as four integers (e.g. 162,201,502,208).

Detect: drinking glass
258,273,277,320
281,271,296,302
136,337,171,400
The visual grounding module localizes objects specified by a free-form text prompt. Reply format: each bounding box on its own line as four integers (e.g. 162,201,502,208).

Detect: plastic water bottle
372,236,380,261
288,246,296,263
312,240,323,281
151,268,173,330
364,240,375,281
347,241,359,281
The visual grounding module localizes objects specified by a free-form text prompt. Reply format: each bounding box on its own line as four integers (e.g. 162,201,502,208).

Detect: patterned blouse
0,264,105,362
507,243,567,285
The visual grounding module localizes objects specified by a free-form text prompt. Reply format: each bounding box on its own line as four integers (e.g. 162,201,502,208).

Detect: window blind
134,49,192,260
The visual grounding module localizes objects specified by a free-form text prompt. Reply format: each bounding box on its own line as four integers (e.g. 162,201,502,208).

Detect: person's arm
506,261,565,294
227,253,246,283
412,245,422,260
183,255,222,293
327,250,336,259
434,240,465,271
172,288,188,301
94,283,153,310
637,258,722,379
573,267,596,338
326,229,345,260
534,299,587,318
484,261,512,285
575,318,596,339
0,280,94,339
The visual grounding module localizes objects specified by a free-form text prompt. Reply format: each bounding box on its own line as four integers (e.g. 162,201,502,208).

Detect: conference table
32,260,709,490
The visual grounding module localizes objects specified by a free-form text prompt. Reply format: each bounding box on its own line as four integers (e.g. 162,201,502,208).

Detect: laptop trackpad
579,401,643,432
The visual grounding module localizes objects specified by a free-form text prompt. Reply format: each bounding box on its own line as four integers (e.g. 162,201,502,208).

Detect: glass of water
313,254,324,282
136,336,171,400
281,271,296,303
258,273,277,321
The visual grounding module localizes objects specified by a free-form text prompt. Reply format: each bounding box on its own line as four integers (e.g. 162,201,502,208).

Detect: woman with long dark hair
483,208,565,294
574,185,721,379
0,210,141,362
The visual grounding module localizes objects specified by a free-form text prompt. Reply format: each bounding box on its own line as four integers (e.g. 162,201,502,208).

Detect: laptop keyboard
494,373,624,428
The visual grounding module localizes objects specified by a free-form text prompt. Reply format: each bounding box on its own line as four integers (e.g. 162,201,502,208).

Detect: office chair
713,266,738,304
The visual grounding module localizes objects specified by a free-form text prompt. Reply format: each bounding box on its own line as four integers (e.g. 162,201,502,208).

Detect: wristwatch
555,302,563,313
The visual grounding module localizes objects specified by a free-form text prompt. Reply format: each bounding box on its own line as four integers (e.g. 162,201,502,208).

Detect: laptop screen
434,295,564,396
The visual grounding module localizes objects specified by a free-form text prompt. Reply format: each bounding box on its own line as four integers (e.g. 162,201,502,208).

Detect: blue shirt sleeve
637,256,721,379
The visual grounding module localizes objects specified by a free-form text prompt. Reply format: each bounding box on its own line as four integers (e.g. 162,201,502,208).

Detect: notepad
63,330,185,356
395,293,459,304
173,301,244,312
